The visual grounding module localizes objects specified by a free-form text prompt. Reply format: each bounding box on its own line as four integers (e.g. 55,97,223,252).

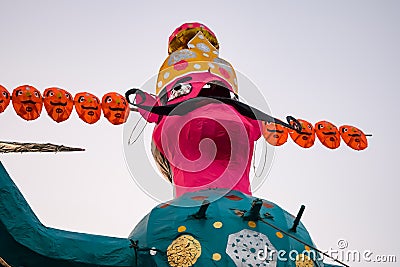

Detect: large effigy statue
0,22,368,267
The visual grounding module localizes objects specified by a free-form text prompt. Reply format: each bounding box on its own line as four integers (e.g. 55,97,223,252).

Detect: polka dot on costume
276,232,284,238
168,50,196,66
174,60,188,71
163,72,170,79
196,43,210,52
203,53,209,57
248,221,257,228
213,221,223,229
188,43,195,48
157,81,163,88
224,195,243,201
159,202,170,208
212,253,221,261
150,247,157,256
191,196,208,201
305,245,310,251
178,226,187,232
208,62,215,68
219,67,231,79
193,64,201,70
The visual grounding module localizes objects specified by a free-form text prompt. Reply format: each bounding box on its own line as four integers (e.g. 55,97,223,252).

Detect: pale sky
1,1,399,266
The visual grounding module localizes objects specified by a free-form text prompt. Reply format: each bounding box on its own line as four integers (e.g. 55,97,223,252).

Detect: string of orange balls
0,84,130,125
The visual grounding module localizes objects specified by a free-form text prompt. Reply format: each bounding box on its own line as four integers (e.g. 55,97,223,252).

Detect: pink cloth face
152,102,262,197
134,91,160,123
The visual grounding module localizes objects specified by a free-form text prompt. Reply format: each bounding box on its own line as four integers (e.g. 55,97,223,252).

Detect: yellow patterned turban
156,30,238,96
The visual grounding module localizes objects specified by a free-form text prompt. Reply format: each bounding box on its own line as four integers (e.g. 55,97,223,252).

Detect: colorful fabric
157,31,238,95
168,22,219,54
152,97,262,197
0,162,135,267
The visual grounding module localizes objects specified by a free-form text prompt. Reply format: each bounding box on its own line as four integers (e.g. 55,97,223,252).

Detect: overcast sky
1,1,399,266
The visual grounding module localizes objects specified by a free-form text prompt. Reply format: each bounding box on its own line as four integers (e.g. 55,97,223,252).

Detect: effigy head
74,92,102,124
101,92,130,125
156,24,238,105
125,23,300,199
12,85,43,121
43,87,74,123
148,23,260,197
0,85,11,113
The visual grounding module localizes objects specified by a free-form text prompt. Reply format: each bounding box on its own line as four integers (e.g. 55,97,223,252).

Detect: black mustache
21,100,36,105
125,88,303,133
322,131,336,135
81,105,98,110
348,133,361,137
109,106,125,111
266,129,284,134
50,101,67,106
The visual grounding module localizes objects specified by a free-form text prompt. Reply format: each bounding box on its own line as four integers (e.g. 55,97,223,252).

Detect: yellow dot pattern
177,226,186,233
213,221,223,229
276,232,284,238
248,221,257,228
157,31,238,95
212,253,221,261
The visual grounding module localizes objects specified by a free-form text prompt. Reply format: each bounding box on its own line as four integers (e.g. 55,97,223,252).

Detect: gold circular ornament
212,253,221,261
167,235,202,267
213,221,223,229
276,231,284,238
177,225,187,232
295,254,315,267
248,221,257,228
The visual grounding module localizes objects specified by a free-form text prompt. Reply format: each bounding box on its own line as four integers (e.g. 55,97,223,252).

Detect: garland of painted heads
0,84,129,125
0,83,368,151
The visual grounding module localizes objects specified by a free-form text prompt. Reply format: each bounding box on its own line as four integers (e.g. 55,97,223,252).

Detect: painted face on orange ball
101,92,130,125
74,92,101,124
262,121,288,146
339,125,368,151
43,87,74,123
289,119,315,148
12,85,43,121
315,121,341,149
0,85,11,113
